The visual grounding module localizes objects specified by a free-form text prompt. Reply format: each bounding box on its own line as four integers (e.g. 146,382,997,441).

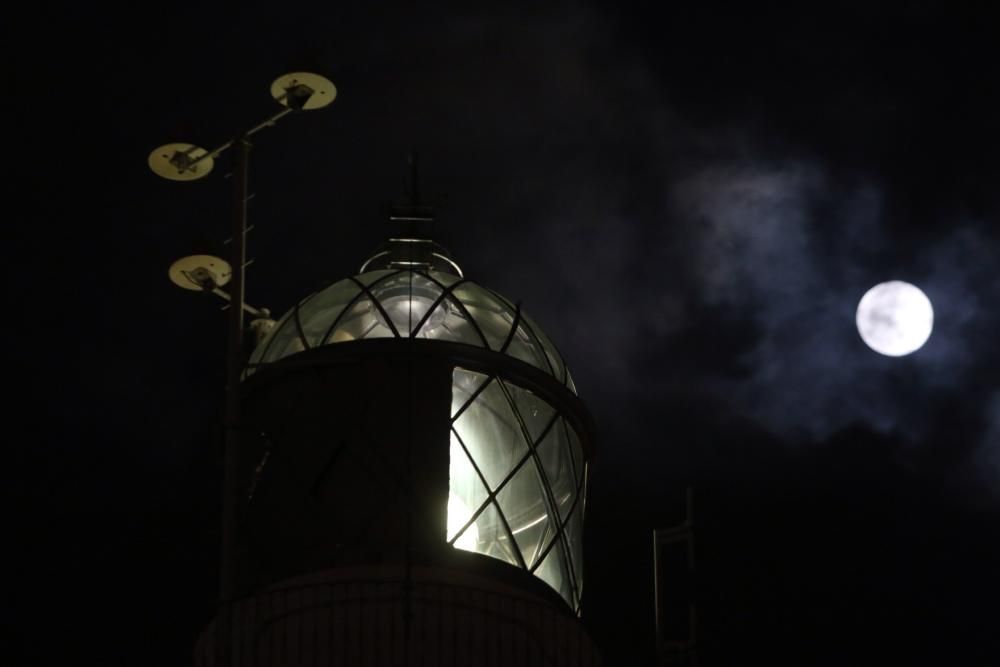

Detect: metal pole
217,135,250,667
182,107,294,174
211,286,267,318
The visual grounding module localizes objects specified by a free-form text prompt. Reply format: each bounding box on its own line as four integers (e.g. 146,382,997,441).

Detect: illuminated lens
377,294,447,335
448,493,480,551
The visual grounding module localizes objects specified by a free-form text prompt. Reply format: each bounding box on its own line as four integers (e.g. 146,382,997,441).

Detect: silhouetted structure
654,487,698,667
191,212,600,666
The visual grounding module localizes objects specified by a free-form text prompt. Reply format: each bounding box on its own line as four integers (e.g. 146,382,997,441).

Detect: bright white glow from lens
856,280,934,357
448,493,479,551
510,513,548,535
378,295,447,335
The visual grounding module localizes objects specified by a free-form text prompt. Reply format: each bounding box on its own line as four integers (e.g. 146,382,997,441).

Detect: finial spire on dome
360,154,462,276
408,151,421,206
388,151,435,238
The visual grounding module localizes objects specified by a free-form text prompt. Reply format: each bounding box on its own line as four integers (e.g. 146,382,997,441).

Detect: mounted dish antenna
168,254,268,318
148,142,215,181
270,72,337,111
154,70,336,319
149,70,335,181
169,255,232,291
153,71,334,667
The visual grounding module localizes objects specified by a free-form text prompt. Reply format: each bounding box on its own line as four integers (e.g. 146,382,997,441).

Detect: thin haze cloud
180,3,1000,501
339,6,1000,500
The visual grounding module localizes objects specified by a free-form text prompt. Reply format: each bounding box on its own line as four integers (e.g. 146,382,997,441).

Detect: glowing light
448,493,480,551
377,294,447,335
511,513,548,535
856,281,934,357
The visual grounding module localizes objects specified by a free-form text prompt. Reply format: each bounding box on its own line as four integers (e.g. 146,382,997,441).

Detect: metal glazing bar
408,278,467,336
449,427,531,571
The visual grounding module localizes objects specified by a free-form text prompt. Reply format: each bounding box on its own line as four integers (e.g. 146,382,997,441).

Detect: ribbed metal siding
195,579,600,667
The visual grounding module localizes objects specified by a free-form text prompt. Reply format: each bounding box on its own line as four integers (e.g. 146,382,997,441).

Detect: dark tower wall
236,349,453,594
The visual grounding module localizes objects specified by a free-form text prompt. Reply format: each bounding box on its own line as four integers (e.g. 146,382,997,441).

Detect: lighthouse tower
192,207,599,666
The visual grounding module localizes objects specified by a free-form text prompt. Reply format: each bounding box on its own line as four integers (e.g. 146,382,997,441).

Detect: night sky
9,2,1000,665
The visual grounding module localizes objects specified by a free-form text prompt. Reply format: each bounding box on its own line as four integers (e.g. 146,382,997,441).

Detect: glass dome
246,268,586,610
247,269,576,392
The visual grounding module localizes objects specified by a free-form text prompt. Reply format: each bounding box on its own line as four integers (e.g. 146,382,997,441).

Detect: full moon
856,281,934,356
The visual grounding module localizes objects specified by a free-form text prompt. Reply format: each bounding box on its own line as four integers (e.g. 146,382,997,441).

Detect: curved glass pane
564,496,584,602
497,459,554,569
535,542,575,609
425,270,461,288
249,307,291,368
366,272,444,336
452,379,528,491
452,283,515,352
451,368,488,418
461,501,519,567
261,304,307,362
449,431,490,546
296,279,361,347
416,293,486,346
357,269,398,286
504,322,552,375
521,312,565,383
567,422,586,488
502,380,556,445
535,421,576,524
247,270,570,387
448,368,587,612
328,297,394,341
565,368,578,395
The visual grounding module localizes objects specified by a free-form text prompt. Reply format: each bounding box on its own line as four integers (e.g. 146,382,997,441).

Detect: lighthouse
190,213,599,665
152,72,598,664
